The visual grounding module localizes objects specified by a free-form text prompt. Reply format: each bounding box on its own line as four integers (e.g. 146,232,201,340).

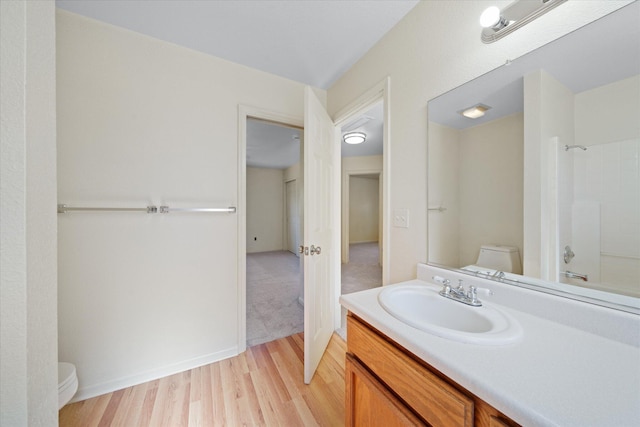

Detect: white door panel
303,87,337,384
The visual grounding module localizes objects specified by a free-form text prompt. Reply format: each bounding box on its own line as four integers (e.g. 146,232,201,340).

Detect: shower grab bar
561,270,588,282
58,204,236,214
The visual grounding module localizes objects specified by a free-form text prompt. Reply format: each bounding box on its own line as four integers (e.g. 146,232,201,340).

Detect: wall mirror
427,2,639,314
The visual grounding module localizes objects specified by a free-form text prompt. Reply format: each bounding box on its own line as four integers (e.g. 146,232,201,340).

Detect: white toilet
467,244,522,274
58,362,78,410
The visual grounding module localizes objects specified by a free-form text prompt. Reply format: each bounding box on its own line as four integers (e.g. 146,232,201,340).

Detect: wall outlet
393,209,409,228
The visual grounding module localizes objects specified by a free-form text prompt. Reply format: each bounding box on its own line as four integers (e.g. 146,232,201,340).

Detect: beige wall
284,161,303,255
575,75,640,146
56,10,313,400
459,113,524,268
428,114,523,270
349,176,380,243
327,0,631,283
247,167,284,253
1,1,58,425
427,122,460,267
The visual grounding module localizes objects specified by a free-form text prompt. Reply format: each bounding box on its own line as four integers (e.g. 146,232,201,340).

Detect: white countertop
340,266,640,427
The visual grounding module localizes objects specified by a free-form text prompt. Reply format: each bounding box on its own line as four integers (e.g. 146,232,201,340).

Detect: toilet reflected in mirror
462,245,522,275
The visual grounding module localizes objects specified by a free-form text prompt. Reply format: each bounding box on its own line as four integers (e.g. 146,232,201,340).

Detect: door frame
283,178,300,255
237,105,303,353
332,77,391,328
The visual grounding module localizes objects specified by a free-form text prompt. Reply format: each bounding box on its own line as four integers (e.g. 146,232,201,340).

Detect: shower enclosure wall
559,139,639,297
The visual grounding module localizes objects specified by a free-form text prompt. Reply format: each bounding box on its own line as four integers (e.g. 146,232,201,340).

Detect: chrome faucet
438,279,492,307
491,270,505,279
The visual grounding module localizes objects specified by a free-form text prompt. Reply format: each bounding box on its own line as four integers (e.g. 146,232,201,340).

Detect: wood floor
59,333,346,426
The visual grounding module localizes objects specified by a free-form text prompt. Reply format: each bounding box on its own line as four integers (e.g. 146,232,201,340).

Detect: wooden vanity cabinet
346,314,519,427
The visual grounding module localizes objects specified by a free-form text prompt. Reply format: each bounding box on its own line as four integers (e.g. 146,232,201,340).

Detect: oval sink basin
378,285,522,345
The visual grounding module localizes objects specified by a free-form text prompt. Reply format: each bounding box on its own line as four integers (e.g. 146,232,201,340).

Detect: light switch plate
393,209,409,228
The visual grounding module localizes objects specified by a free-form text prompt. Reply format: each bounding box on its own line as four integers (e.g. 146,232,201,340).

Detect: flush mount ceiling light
480,0,567,44
343,132,366,145
459,104,491,119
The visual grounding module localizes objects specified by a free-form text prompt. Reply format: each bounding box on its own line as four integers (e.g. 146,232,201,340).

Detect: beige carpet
246,250,303,347
341,242,383,294
246,242,381,346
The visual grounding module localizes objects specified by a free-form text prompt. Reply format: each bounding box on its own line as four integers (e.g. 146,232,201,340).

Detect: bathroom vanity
346,314,517,426
340,264,640,427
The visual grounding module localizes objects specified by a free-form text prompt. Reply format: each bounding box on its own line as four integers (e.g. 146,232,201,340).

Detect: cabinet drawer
348,315,474,427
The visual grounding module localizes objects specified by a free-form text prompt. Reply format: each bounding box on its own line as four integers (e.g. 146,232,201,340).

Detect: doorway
337,99,386,336
245,117,304,347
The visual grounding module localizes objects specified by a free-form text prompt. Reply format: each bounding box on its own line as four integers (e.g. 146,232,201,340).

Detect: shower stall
555,138,640,297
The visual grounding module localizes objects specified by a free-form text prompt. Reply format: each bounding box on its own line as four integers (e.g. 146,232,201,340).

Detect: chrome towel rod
58,204,236,214
158,206,236,214
428,206,447,212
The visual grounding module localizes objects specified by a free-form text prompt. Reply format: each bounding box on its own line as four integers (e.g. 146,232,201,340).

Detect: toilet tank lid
480,245,519,253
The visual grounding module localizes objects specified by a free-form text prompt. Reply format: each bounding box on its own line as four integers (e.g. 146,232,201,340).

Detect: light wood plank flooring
59,333,346,426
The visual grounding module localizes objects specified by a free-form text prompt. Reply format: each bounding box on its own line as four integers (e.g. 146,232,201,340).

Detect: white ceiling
55,0,419,89
429,1,640,130
247,101,383,169
247,120,301,169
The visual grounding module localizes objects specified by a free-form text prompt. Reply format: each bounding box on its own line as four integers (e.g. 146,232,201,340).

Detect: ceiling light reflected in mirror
460,104,491,119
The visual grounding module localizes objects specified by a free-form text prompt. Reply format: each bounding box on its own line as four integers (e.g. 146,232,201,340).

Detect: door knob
310,245,321,255
299,245,305,254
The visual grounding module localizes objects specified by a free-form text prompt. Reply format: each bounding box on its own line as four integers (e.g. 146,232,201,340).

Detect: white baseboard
70,346,239,403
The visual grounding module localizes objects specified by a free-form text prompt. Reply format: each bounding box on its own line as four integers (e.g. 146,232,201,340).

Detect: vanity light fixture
343,131,366,145
460,104,491,119
480,6,508,30
480,0,567,44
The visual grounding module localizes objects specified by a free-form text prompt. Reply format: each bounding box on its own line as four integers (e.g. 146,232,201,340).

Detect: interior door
303,86,337,384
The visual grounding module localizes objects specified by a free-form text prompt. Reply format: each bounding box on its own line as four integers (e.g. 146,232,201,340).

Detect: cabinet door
489,416,515,427
348,315,474,426
345,354,427,427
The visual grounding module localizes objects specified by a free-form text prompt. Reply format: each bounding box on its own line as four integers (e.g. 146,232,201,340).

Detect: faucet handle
468,286,494,304
476,286,494,296
432,275,450,286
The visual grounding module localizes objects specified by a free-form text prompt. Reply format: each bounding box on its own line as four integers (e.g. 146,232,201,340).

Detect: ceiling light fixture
460,104,491,119
480,0,567,44
343,132,366,145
